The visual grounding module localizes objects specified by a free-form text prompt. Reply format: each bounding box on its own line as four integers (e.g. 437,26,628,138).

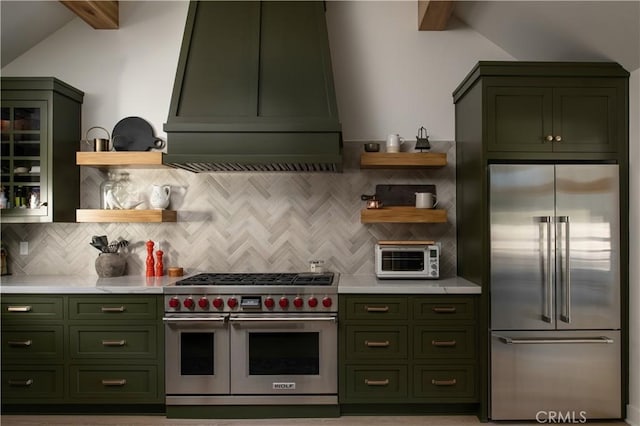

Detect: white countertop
1,273,481,295
0,274,179,294
337,275,481,294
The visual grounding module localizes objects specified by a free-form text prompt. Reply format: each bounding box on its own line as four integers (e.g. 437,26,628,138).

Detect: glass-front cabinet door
1,100,48,220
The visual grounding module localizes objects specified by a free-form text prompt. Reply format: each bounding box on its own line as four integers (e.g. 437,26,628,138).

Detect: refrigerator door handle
539,216,553,323
557,216,571,323
497,335,614,345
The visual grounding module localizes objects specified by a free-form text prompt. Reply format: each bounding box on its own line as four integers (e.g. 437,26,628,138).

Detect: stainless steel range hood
163,1,342,172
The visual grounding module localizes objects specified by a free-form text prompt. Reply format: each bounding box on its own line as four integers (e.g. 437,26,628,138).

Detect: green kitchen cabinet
339,294,479,413
1,294,164,411
1,295,65,404
453,61,630,421
453,62,628,161
1,77,83,223
486,85,619,154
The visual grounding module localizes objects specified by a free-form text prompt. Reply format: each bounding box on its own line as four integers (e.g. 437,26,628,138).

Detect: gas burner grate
175,272,334,286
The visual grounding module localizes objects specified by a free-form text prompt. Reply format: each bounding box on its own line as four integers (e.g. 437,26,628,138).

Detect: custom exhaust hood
163,1,343,172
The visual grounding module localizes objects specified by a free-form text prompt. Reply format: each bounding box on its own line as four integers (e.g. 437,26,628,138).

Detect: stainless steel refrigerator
489,164,621,420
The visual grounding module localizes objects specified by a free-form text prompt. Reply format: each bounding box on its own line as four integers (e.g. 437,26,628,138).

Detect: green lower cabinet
2,365,64,401
339,294,479,413
344,365,408,402
1,294,164,410
413,325,476,360
2,325,64,361
69,365,159,402
345,325,408,360
413,365,476,401
69,325,157,359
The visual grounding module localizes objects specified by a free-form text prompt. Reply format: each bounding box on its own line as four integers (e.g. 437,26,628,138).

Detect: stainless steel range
163,272,338,408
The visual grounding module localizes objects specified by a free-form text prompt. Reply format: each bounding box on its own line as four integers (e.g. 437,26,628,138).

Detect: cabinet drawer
1,325,64,360
1,365,64,401
414,325,476,360
1,296,63,322
343,365,408,401
68,296,157,320
412,297,475,321
69,365,158,402
342,296,407,321
345,325,407,361
413,365,476,401
69,325,157,359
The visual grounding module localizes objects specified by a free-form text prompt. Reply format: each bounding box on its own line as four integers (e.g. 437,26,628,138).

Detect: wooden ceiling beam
60,1,119,29
418,1,455,31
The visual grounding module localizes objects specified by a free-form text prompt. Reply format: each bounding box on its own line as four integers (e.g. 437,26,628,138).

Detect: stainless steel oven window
164,315,230,395
249,332,319,375
381,250,425,271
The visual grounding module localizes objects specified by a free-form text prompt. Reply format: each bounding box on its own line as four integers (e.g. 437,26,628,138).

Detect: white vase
149,184,171,209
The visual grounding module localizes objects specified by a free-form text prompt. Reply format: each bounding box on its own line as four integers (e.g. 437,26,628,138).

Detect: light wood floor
0,415,630,426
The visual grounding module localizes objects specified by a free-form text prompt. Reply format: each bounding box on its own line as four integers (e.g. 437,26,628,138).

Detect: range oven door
229,314,337,395
164,314,230,395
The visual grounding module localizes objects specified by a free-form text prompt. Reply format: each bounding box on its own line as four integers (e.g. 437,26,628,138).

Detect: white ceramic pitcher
150,184,171,209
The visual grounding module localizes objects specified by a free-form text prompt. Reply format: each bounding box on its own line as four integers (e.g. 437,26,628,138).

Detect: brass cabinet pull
544,135,554,142
432,306,456,313
7,306,32,312
554,135,562,142
365,340,390,348
8,340,32,347
102,339,126,347
432,378,457,386
8,379,33,387
364,379,390,386
365,306,389,313
431,339,457,347
102,379,127,386
101,306,126,313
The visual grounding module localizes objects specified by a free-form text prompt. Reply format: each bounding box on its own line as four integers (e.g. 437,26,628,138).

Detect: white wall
325,1,513,141
1,1,188,138
628,68,640,426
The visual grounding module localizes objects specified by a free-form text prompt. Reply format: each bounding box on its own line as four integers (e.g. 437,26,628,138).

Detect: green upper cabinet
453,62,629,161
487,83,618,153
1,77,83,223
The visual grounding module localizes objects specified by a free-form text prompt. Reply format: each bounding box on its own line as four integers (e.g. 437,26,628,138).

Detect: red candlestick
155,250,164,277
145,241,155,277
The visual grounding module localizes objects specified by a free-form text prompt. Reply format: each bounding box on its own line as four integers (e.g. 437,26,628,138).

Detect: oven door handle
162,316,228,324
229,316,337,323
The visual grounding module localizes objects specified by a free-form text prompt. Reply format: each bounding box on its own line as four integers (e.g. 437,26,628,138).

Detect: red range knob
279,297,289,308
264,297,275,309
308,297,318,308
198,297,209,309
227,297,238,308
212,297,224,309
183,297,195,309
322,297,332,308
293,297,304,308
168,297,180,309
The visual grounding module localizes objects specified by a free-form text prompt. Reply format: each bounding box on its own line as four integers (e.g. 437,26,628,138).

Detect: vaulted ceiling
1,1,639,72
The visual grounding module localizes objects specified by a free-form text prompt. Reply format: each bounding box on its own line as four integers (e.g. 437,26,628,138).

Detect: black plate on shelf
112,116,164,151
375,184,436,206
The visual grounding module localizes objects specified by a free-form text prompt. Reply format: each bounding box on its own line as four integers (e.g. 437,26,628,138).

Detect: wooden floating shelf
76,209,177,223
361,207,447,224
360,152,447,169
76,151,166,168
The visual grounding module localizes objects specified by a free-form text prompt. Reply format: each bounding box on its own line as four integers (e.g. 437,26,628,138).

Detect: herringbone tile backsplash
1,142,457,277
